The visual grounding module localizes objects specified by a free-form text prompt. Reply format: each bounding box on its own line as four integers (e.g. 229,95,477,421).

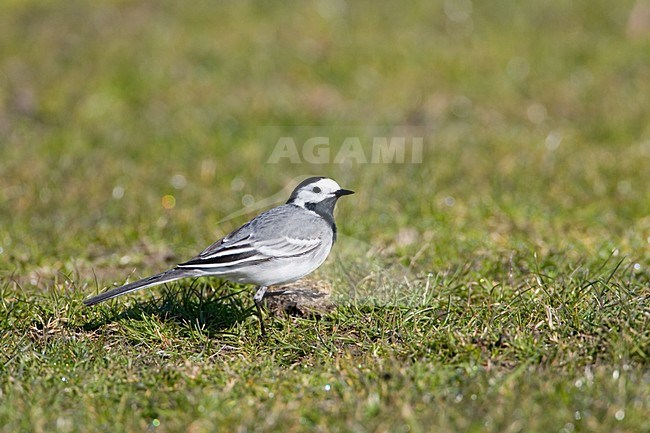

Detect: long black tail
83,268,196,306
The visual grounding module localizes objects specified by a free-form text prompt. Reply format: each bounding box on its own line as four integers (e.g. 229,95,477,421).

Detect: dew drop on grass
242,194,254,207
231,177,245,191
112,186,125,199
545,131,562,150
162,194,176,209
170,174,187,189
560,422,575,433
450,95,472,118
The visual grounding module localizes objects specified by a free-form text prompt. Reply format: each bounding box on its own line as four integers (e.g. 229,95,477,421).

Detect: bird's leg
253,285,268,336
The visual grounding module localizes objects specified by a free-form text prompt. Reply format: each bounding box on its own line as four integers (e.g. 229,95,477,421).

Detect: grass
1,0,649,432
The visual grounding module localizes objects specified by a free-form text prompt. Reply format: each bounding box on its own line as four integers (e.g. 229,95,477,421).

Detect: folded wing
178,233,322,270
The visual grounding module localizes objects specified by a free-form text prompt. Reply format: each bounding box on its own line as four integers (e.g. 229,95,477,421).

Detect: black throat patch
304,197,338,242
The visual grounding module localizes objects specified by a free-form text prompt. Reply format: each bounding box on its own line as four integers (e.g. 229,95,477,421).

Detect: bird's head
287,177,354,211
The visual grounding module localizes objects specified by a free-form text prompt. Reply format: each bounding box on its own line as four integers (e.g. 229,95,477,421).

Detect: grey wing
195,217,256,257
178,205,328,270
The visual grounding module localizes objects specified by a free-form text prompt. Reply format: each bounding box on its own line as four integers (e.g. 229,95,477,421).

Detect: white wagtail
83,176,354,334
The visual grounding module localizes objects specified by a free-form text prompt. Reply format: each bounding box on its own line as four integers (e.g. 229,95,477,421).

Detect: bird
82,176,354,334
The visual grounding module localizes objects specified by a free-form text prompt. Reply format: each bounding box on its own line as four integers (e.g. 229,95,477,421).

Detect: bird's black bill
335,189,354,196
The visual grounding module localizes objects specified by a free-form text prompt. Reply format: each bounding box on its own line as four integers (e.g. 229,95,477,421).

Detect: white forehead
308,178,341,192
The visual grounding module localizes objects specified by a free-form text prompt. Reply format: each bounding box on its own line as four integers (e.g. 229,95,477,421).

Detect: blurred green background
1,0,649,432
2,0,649,277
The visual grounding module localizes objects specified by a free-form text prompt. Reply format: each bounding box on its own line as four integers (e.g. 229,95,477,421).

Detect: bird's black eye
312,186,321,193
